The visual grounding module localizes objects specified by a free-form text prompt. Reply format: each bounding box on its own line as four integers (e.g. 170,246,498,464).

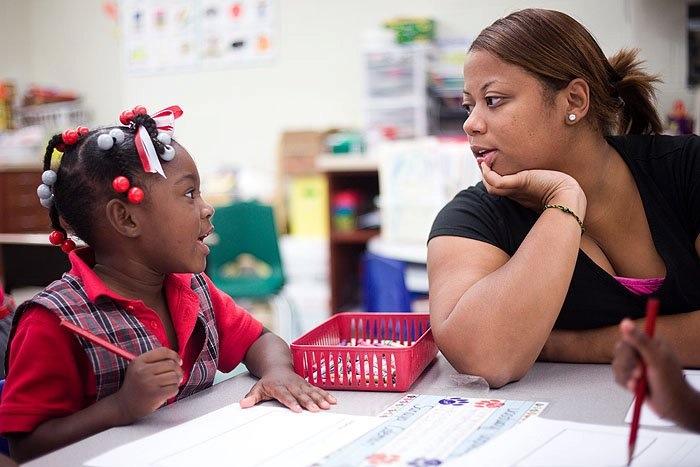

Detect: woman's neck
92,253,165,305
562,132,637,234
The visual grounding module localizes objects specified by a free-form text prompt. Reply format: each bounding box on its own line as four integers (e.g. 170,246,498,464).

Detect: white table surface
27,355,676,466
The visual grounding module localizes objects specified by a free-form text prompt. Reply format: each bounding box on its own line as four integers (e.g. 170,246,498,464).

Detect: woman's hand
480,162,587,220
240,368,337,413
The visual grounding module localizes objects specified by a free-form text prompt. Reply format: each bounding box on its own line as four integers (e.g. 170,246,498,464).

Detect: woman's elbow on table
433,327,530,388
447,355,527,389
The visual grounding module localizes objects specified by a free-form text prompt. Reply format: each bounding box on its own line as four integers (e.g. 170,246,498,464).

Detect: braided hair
42,114,169,247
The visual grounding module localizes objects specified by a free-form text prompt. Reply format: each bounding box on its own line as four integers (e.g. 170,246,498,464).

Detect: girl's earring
568,114,576,122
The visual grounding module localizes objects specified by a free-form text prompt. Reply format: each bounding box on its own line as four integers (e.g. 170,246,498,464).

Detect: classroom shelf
0,167,49,234
322,167,380,313
331,229,380,244
316,154,379,172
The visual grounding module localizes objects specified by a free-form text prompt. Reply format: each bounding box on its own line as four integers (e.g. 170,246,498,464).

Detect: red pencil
627,297,660,466
60,319,136,362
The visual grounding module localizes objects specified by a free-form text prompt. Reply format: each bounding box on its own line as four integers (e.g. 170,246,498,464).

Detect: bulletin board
120,0,276,75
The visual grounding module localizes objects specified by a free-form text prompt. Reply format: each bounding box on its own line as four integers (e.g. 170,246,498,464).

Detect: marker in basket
60,319,136,362
627,297,660,466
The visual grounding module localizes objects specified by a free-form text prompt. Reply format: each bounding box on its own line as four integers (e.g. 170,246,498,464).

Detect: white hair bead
40,195,54,209
109,128,125,143
157,132,171,145
97,133,115,150
41,170,57,186
37,183,52,199
161,145,175,161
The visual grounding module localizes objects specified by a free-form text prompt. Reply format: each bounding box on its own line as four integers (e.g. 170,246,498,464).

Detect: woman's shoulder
609,134,700,238
607,134,698,162
436,182,534,219
429,182,536,255
442,182,492,209
608,134,700,191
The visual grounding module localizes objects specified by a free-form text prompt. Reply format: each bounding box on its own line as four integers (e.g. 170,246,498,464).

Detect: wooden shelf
0,163,43,171
331,229,380,244
316,154,378,172
325,168,380,313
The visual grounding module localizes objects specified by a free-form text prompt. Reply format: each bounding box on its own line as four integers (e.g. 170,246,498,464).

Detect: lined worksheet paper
625,370,700,427
450,417,700,466
86,404,384,467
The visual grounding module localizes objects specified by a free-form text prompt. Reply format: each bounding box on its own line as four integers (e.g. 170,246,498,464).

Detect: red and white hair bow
133,105,183,178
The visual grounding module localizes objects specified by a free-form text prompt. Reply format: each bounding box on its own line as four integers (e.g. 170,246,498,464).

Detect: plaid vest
11,273,219,401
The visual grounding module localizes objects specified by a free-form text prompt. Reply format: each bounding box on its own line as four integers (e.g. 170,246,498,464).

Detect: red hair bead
112,176,130,193
62,129,79,145
127,187,144,204
76,126,89,137
132,105,147,115
60,239,76,253
48,230,65,245
119,110,135,125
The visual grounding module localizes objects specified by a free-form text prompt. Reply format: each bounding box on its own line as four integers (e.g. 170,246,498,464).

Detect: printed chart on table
317,394,548,467
450,417,700,466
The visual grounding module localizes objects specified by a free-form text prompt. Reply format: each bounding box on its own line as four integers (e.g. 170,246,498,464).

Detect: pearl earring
568,114,576,122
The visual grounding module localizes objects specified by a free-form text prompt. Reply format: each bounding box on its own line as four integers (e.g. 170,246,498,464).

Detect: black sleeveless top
429,135,700,329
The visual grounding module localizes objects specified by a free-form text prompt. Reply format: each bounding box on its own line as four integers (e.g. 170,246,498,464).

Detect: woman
428,8,700,387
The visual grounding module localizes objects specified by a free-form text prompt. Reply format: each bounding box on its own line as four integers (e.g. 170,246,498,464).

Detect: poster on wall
120,0,275,75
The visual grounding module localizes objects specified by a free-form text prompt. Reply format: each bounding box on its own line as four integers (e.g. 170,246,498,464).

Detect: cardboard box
276,129,338,234
279,130,336,175
288,175,329,237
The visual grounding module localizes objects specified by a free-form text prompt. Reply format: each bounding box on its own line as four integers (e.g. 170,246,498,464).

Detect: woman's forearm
676,386,700,432
435,206,583,386
540,310,700,367
541,310,700,366
656,310,700,366
539,328,615,363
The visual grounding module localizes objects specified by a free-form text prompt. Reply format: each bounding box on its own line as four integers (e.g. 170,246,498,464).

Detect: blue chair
362,251,413,312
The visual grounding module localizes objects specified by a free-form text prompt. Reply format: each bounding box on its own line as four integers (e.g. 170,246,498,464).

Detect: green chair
206,201,298,347
207,201,285,299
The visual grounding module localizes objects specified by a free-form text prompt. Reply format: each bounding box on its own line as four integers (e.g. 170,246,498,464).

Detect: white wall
0,0,693,176
23,0,123,125
630,0,694,120
0,1,31,90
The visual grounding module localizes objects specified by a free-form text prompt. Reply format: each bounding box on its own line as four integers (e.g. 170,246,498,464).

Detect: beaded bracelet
543,204,585,233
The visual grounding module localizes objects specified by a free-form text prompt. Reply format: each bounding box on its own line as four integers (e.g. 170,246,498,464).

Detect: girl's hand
612,319,694,425
240,368,337,413
480,162,587,219
112,347,183,424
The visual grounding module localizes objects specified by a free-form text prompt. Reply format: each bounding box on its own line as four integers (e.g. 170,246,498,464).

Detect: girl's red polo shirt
0,248,263,434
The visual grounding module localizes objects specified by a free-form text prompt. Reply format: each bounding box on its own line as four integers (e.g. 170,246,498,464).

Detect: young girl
0,106,336,462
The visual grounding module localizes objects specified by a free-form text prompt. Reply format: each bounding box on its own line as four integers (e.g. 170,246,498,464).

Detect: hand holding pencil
614,318,688,423
112,347,184,423
613,302,700,457
60,320,184,424
625,298,658,465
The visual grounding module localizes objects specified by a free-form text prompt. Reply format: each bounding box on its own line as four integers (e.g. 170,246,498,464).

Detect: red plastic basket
291,313,437,392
